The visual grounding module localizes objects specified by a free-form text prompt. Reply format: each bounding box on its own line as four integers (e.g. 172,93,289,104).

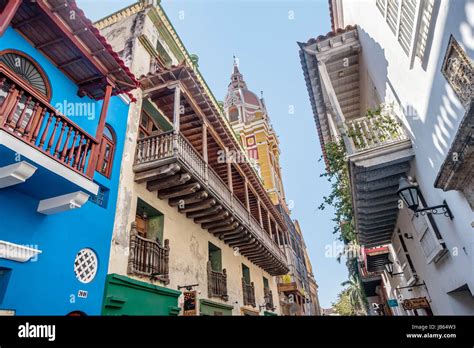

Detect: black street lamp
384,260,404,277
397,177,453,219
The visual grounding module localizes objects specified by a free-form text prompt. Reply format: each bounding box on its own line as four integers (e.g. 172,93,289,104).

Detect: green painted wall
102,274,181,316
199,299,233,316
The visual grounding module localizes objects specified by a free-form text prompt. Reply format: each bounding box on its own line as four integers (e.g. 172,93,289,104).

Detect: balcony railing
345,112,408,152
0,67,98,179
135,131,287,263
128,222,170,284
264,288,274,310
207,261,228,301
242,279,256,307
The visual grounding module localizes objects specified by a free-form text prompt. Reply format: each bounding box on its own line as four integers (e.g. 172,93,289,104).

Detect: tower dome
224,58,266,123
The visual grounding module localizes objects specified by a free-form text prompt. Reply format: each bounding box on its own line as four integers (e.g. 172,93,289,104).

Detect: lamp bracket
414,200,453,220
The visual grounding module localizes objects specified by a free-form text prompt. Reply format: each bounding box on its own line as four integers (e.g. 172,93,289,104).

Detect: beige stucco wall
108,91,281,315
102,6,282,316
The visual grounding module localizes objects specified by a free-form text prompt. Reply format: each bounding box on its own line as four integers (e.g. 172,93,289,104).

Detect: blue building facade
0,1,137,315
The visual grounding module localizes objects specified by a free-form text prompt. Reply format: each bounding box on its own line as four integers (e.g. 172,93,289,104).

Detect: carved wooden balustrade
127,222,170,284
134,131,288,275
0,67,98,178
207,261,228,301
264,288,274,310
242,278,256,307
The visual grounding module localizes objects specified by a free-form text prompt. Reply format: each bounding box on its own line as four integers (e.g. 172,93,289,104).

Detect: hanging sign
387,299,398,307
183,291,197,316
402,297,430,310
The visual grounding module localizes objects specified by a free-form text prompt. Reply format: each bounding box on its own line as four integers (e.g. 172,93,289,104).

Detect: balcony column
86,84,112,178
316,59,355,155
202,123,208,182
276,224,283,247
173,85,181,133
257,199,263,227
267,213,272,237
0,0,22,37
244,180,250,212
226,149,233,193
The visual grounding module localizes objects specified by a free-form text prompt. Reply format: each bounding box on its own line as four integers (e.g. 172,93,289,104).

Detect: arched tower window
96,124,116,178
228,106,239,123
0,50,52,100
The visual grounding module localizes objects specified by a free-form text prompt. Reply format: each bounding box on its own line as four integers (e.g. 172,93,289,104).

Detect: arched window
0,50,52,100
228,106,239,123
96,124,116,178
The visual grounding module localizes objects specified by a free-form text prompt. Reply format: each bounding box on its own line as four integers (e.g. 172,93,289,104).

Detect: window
0,268,12,305
0,50,51,99
376,0,434,63
208,243,222,272
96,124,115,178
263,276,269,290
135,198,164,244
89,184,110,208
242,264,250,285
139,111,163,139
228,106,239,123
391,230,417,285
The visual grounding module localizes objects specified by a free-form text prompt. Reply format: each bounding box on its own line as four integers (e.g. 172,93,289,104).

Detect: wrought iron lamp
397,177,453,219
384,260,404,277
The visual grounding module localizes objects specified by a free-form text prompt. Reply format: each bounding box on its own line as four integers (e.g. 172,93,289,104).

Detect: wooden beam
209,222,240,234
158,182,200,199
194,210,229,224
12,14,42,29
201,217,235,230
257,200,263,227
0,0,22,37
186,205,222,219
86,84,112,177
36,37,64,49
169,190,208,206
228,237,255,248
178,198,216,213
147,173,191,191
220,228,247,241
134,163,180,183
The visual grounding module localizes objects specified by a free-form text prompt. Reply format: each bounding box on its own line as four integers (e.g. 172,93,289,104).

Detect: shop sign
402,297,430,310
183,291,197,316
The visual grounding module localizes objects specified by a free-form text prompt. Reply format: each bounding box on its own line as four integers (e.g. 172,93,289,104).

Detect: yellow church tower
223,59,286,207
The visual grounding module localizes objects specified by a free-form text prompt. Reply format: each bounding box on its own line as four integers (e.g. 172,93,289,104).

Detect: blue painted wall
0,26,130,315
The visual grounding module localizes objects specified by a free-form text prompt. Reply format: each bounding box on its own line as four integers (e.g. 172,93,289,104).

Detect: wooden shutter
391,231,417,285
410,213,445,264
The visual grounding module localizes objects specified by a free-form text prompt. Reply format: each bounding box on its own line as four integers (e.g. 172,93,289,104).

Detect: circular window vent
74,248,98,284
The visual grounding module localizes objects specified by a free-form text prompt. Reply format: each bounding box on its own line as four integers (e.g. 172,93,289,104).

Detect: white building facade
301,0,473,315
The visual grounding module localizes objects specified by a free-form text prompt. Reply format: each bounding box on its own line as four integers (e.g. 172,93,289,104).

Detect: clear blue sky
78,0,348,308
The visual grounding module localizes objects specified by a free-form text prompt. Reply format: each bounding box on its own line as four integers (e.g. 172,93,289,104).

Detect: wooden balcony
127,222,170,284
207,261,228,301
264,288,274,310
300,27,415,248
0,67,98,179
134,131,288,275
242,278,256,307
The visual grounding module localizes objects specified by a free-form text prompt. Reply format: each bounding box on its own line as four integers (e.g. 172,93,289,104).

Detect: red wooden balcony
0,66,98,179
